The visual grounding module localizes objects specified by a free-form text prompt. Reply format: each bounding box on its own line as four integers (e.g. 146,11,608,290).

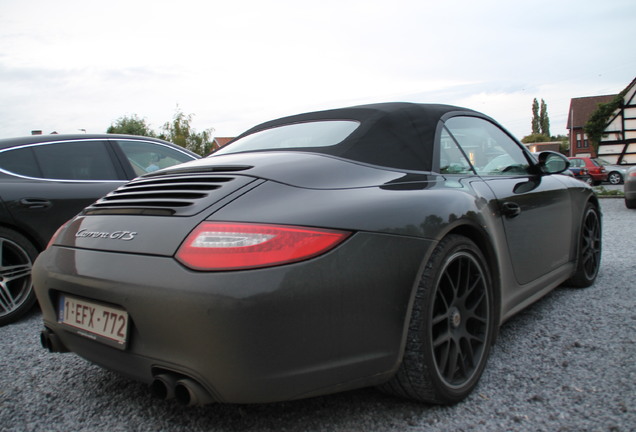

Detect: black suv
0,134,198,325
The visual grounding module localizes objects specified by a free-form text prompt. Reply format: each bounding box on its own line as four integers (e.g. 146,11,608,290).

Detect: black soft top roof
231,102,481,171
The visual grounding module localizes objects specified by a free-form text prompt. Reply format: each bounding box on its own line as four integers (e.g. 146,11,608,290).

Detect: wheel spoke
433,329,452,348
436,339,450,373
445,340,459,380
463,291,487,324
463,312,487,330
0,264,32,282
441,271,458,306
461,338,475,372
432,310,449,326
0,281,16,311
453,260,463,296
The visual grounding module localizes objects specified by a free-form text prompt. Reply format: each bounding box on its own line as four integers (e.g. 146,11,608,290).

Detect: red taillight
629,171,636,178
175,222,351,270
46,219,73,249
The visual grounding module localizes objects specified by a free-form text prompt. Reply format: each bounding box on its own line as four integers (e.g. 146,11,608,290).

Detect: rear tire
380,235,495,404
564,203,601,287
626,198,636,209
0,228,39,326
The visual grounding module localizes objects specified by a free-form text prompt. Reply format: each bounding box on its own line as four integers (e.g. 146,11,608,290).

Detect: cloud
0,0,635,140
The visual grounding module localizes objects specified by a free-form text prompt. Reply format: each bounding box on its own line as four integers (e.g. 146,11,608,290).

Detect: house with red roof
211,137,235,152
566,94,615,157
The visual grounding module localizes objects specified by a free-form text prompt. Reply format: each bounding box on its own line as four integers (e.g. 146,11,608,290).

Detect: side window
445,117,531,176
0,141,119,180
439,128,474,174
0,147,42,178
116,140,194,176
33,141,119,180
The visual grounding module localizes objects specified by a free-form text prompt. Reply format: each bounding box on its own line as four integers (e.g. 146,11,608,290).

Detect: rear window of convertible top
213,121,360,156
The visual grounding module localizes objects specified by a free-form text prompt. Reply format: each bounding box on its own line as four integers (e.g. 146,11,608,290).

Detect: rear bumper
590,173,608,181
33,232,432,403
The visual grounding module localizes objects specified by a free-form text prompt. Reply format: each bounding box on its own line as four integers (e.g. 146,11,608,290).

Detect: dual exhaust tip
40,329,213,406
150,373,214,406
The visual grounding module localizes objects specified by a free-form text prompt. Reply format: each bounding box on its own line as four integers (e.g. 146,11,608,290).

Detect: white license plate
58,295,129,349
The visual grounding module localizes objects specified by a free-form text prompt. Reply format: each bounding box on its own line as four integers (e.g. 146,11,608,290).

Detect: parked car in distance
0,134,199,325
33,103,601,406
568,157,607,185
595,158,631,185
567,164,591,184
625,166,636,209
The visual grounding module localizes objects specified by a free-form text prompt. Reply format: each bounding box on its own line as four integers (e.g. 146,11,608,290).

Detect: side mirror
537,151,570,174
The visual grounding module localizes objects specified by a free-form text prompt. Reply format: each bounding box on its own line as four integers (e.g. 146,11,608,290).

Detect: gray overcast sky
1,0,634,140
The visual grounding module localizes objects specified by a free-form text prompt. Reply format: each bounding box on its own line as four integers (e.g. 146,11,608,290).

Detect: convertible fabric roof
232,102,479,171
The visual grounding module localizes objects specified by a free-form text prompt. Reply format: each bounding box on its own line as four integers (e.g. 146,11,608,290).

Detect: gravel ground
1,198,634,432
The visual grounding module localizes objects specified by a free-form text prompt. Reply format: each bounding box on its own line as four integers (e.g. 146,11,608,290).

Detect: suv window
0,146,41,177
116,140,195,176
444,116,531,176
0,140,120,180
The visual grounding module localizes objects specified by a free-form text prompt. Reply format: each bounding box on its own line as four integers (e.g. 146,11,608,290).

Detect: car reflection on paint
33,103,601,406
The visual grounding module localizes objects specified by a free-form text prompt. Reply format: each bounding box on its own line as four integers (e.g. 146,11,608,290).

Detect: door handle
19,198,52,209
501,202,521,218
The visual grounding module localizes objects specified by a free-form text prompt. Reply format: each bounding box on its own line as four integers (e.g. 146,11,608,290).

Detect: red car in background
568,157,608,185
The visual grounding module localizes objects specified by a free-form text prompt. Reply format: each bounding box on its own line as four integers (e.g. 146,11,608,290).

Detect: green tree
584,90,626,151
531,98,540,134
539,99,550,136
107,114,156,137
521,133,551,144
159,107,215,156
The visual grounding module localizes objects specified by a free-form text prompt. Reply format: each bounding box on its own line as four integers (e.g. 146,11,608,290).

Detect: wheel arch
0,222,45,253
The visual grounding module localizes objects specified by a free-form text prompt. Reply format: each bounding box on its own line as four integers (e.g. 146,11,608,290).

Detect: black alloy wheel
380,235,494,404
565,203,601,288
0,228,38,326
429,248,490,389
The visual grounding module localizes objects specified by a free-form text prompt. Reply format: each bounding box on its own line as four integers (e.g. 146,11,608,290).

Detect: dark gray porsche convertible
33,103,601,406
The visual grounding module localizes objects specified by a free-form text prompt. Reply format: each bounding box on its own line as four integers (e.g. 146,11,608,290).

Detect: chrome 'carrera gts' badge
75,229,137,241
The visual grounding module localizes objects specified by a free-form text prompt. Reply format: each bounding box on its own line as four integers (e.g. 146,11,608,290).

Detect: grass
593,186,624,197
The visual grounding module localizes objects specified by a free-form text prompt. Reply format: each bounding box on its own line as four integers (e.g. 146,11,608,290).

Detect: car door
0,140,127,247
444,116,572,285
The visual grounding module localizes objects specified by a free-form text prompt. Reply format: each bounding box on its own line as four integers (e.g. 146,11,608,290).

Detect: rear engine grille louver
85,173,254,216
